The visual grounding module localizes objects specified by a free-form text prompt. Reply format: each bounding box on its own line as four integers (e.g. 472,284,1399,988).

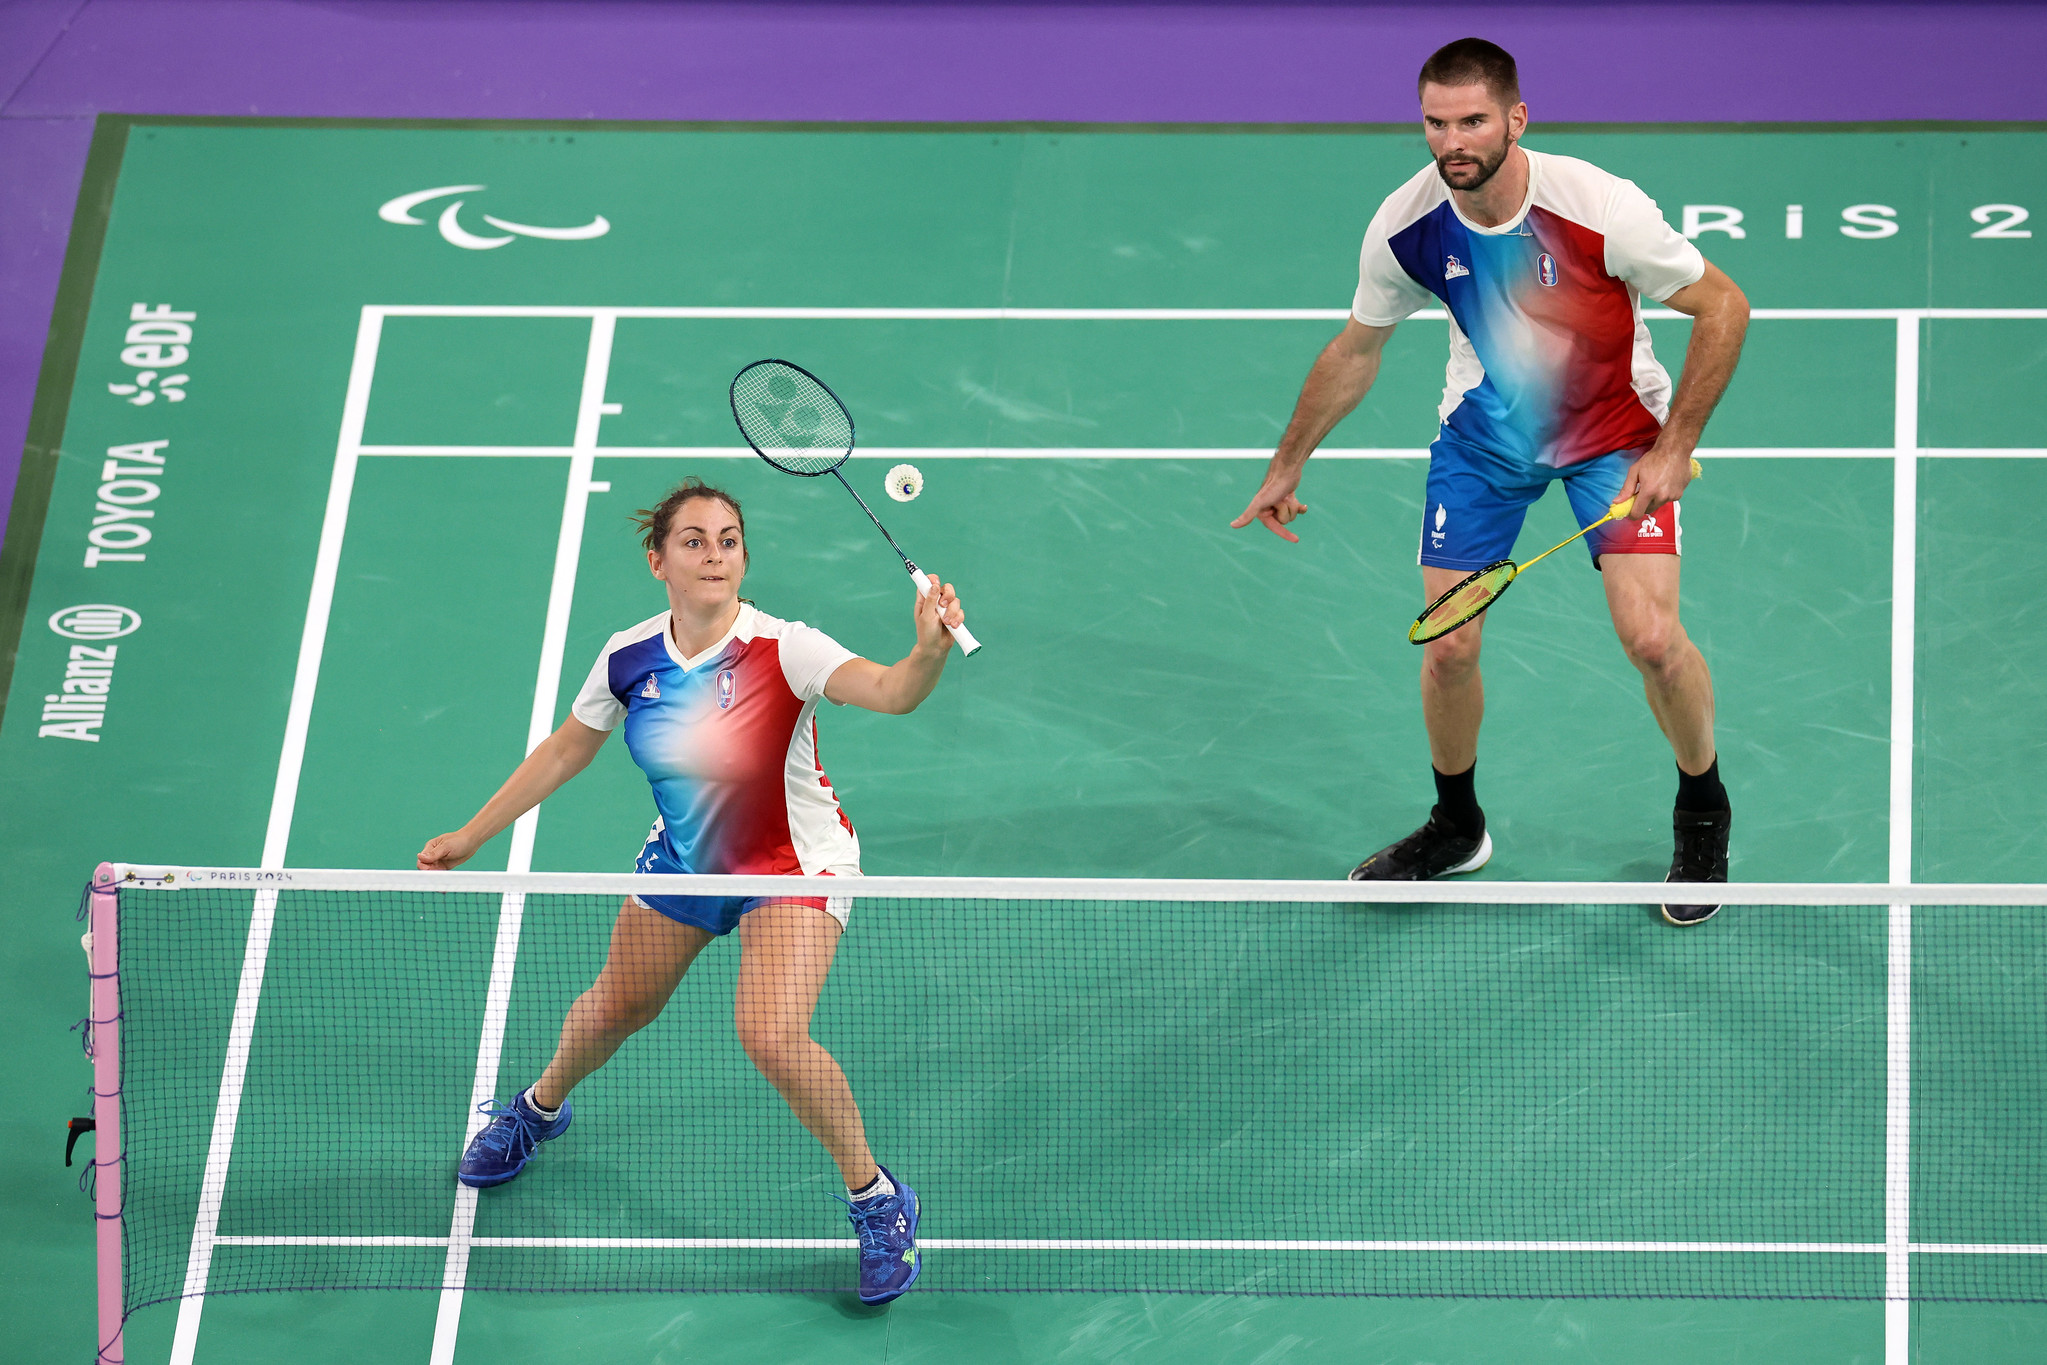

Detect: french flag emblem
716,669,736,709
1537,252,1559,287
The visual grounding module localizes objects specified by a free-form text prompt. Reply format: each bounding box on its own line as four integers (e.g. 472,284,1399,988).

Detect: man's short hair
1417,38,1521,110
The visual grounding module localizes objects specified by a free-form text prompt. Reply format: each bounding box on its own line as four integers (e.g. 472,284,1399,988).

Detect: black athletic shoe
1662,808,1732,925
1349,809,1492,881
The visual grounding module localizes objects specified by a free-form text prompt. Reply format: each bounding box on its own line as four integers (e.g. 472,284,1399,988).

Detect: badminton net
78,865,2047,1343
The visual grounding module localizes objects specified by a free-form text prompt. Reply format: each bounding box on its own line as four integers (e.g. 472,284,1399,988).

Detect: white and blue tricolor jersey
1351,149,1706,468
571,605,861,876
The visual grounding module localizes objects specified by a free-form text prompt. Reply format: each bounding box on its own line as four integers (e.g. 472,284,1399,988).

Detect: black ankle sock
1432,763,1484,838
1676,758,1729,813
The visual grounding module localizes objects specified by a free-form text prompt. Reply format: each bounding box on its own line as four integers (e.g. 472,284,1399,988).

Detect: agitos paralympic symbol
377,185,611,251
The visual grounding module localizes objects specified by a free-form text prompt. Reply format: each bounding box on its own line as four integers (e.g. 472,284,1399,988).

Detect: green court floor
3,118,2045,1364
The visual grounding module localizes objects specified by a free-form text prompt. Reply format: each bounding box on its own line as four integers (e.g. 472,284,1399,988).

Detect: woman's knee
736,1016,810,1074
581,982,665,1037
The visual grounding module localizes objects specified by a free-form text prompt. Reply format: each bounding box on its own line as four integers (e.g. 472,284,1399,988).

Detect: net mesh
108,882,2047,1315
729,361,854,474
1412,562,1517,643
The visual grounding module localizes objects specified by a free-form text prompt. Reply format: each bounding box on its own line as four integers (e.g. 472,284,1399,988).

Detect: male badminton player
417,478,966,1303
1230,38,1749,922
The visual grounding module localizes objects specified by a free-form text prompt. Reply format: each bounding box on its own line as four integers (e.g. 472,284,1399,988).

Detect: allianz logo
379,185,610,251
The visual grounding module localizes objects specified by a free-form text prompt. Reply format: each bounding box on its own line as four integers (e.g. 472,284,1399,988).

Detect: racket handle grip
911,568,982,657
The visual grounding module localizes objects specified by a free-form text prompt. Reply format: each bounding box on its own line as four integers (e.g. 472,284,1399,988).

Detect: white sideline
205,1233,2047,1253
156,302,2046,1362
427,314,618,1365
354,444,2046,461
163,890,275,1365
1884,316,1920,1365
166,310,386,1365
201,1236,1894,1254
364,304,2047,320
207,1236,2047,1252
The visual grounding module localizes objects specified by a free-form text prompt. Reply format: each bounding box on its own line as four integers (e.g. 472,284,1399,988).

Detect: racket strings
730,361,853,475
1411,562,1517,644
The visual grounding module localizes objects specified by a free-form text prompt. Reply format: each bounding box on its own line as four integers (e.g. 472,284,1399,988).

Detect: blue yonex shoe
841,1166,920,1304
457,1089,571,1188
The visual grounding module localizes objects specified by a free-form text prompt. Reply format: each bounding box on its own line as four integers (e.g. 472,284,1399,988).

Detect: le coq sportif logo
378,185,611,251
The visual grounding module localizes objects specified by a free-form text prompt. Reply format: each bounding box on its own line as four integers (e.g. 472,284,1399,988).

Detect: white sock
524,1087,562,1121
848,1169,895,1203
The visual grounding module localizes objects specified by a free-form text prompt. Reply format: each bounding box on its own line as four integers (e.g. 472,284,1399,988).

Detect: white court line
1885,314,1921,1365
365,304,2047,321
427,313,617,1365
357,448,2044,460
354,445,1429,460
209,1233,2047,1255
164,890,275,1365
376,305,1366,321
218,1235,454,1247
479,1238,1881,1253
431,896,527,1360
166,309,388,1365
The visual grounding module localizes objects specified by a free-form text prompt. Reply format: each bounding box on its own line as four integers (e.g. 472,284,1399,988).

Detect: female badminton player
416,477,966,1305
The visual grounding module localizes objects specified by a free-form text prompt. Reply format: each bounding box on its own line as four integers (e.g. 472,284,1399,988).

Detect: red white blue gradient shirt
571,605,860,876
1351,149,1705,468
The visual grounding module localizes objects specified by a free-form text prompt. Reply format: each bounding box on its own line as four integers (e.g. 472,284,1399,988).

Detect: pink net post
90,864,124,1364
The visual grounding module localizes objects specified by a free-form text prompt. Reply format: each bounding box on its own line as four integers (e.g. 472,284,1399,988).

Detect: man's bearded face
1420,83,1520,192
1434,135,1509,191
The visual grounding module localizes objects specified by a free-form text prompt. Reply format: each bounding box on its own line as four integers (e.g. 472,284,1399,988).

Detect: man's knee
1423,630,1483,683
1619,617,1686,677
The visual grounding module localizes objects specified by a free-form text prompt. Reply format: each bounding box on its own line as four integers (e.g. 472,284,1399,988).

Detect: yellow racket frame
1408,458,1702,645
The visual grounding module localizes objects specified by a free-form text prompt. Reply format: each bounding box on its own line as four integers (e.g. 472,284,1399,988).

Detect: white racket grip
911,568,982,656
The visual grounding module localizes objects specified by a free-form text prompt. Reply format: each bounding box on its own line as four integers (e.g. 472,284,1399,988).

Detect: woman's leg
532,897,713,1110
734,901,878,1190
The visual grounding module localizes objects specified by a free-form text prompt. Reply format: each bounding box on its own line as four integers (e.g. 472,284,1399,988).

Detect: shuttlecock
885,464,924,502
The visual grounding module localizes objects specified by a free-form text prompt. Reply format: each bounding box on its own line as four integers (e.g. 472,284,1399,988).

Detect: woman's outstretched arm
824,576,966,716
418,716,611,869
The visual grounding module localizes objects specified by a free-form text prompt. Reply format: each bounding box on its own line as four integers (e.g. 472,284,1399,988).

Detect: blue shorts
1419,436,1680,572
628,823,853,936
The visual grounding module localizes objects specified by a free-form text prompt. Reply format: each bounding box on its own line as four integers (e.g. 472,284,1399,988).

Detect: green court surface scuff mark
3,119,2044,1365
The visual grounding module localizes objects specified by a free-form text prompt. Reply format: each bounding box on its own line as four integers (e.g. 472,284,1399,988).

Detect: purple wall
5,0,2046,548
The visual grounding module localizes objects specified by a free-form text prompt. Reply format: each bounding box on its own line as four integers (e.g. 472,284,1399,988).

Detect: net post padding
90,862,124,1365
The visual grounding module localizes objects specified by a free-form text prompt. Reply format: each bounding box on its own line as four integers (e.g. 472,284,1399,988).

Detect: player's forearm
1273,331,1384,468
1657,276,1750,455
1660,314,1746,452
869,645,949,715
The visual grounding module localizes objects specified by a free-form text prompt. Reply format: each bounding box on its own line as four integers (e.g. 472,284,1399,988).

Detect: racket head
1409,560,1518,644
729,360,854,476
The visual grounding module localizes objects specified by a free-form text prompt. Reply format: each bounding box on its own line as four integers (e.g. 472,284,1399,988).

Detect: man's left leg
1601,554,1731,923
1601,555,1714,769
